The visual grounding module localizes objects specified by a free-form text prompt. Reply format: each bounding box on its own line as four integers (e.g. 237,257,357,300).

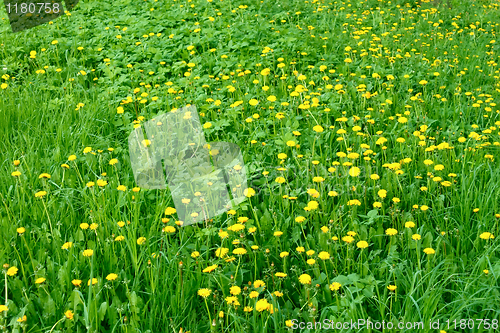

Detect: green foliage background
0,0,500,332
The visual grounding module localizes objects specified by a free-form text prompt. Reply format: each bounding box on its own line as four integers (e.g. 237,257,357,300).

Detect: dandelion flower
356,241,369,249
298,274,312,285
198,288,211,298
254,280,266,288
165,207,176,215
35,191,47,198
479,232,494,240
307,201,319,210
342,235,354,243
318,251,330,260
295,216,306,223
275,177,286,184
405,221,415,228
385,228,398,236
423,248,435,254
64,310,74,320
233,248,247,255
96,179,108,187
330,282,341,291
61,242,73,249
244,188,256,197
164,226,176,233
106,273,118,281
256,299,270,312
229,286,241,295
203,264,218,273
349,167,361,177
313,125,324,133
35,277,46,284
7,267,18,276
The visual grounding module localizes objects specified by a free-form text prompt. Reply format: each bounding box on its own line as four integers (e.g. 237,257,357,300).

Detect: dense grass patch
1,0,500,332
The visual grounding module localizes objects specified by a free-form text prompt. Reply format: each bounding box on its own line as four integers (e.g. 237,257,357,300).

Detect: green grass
1,0,500,332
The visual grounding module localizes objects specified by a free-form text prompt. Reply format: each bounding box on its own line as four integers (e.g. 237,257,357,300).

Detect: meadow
1,0,500,331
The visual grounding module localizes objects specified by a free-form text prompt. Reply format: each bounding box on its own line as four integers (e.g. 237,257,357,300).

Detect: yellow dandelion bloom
330,282,341,291
35,277,46,284
7,267,18,276
356,241,369,249
64,310,74,320
318,251,330,260
233,248,247,255
385,228,398,236
229,286,241,295
256,299,270,312
405,221,415,228
244,188,256,197
298,274,312,285
61,242,73,250
349,167,361,177
35,191,47,198
478,231,494,240
313,125,324,133
106,273,118,281
164,226,176,233
423,248,435,255
203,264,218,273
165,207,177,215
